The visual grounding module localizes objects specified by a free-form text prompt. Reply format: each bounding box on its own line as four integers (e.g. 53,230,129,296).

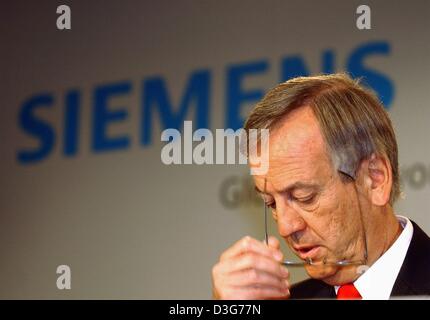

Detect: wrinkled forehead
251,106,334,189
270,107,325,159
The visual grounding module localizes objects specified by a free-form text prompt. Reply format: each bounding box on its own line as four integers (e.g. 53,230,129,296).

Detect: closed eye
265,201,276,209
292,194,316,205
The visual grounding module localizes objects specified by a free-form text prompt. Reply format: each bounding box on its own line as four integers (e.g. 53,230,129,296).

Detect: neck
365,206,402,267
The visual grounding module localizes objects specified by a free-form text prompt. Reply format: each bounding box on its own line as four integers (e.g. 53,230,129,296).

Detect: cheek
325,199,346,246
316,186,355,246
325,187,363,253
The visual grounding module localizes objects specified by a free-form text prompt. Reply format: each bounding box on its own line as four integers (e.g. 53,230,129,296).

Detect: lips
294,245,320,260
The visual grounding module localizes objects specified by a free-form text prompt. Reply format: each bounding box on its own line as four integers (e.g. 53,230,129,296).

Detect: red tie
337,283,362,300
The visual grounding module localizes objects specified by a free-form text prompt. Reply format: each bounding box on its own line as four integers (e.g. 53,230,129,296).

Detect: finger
223,268,290,290
222,252,290,279
220,236,282,262
267,236,280,250
232,285,290,300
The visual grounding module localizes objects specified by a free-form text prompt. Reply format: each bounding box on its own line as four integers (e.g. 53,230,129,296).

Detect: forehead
254,106,333,190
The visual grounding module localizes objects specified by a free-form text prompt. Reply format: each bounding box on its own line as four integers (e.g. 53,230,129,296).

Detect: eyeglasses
262,172,368,267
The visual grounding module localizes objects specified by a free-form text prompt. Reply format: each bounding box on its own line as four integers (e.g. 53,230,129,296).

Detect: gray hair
244,73,400,204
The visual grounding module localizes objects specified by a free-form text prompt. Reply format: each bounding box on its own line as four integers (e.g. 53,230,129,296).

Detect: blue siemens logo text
17,41,395,165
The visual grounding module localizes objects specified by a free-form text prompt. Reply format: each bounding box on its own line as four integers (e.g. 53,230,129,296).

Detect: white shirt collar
335,215,414,300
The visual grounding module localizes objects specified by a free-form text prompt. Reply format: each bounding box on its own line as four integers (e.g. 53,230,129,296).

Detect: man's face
253,106,367,284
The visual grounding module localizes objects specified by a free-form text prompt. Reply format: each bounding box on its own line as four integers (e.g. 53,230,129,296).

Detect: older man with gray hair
211,73,430,299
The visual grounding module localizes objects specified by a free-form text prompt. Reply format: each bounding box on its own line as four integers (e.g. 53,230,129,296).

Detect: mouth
294,245,321,260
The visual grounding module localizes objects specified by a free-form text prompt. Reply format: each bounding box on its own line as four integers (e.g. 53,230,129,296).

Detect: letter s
17,94,55,164
347,41,394,108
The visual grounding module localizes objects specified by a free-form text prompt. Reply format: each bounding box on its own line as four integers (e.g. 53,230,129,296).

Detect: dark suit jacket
290,221,430,299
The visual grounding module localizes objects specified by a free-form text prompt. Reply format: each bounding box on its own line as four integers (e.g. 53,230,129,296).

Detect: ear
359,154,393,206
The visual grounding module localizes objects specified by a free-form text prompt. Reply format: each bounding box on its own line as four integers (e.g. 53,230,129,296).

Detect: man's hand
212,236,290,299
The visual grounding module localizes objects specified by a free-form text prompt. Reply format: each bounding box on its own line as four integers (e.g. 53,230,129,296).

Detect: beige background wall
0,0,429,298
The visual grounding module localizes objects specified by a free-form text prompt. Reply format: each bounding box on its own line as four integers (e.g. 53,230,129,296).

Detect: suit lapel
391,221,430,296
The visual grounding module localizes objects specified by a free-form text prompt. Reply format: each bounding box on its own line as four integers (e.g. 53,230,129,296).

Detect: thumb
267,236,280,250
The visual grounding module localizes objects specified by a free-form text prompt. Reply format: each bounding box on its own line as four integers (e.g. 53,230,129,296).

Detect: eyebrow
254,182,320,195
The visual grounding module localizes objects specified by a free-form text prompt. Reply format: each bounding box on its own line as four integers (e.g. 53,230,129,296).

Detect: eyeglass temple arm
264,178,268,245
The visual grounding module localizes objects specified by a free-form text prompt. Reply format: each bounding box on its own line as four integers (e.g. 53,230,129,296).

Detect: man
211,73,430,299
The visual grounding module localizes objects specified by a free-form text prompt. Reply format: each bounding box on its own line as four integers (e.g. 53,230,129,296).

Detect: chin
306,265,361,286
304,264,338,280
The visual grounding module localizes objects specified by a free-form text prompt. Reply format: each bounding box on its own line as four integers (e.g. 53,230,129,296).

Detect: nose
276,201,307,240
